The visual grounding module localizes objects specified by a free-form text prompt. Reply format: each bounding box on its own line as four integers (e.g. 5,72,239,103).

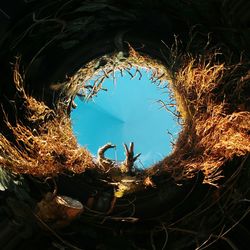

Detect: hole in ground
71,67,181,168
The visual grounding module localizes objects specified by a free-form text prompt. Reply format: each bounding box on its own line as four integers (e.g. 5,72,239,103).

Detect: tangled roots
160,53,250,185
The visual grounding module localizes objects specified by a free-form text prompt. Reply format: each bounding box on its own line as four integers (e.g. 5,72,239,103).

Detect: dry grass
1,48,249,186
0,61,94,176
154,53,250,185
50,46,250,186
52,44,171,106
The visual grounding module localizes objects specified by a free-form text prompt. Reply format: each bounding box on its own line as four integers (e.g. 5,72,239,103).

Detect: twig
152,73,165,84
0,8,10,19
55,0,75,17
150,224,169,250
112,65,116,86
131,67,142,80
12,13,65,50
157,100,179,118
97,143,116,169
122,142,141,173
161,224,169,250
102,69,110,78
25,37,58,75
124,68,134,78
118,68,124,77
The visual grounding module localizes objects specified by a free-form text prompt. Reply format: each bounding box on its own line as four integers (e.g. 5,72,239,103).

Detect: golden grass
0,62,94,176
53,44,171,104
1,49,249,186
155,53,250,185
49,46,250,186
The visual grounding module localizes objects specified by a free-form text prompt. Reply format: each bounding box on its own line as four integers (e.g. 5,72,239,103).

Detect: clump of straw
0,61,94,176
158,53,250,185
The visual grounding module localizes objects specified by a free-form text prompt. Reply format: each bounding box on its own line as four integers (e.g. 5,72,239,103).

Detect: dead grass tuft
0,61,94,176
155,53,250,185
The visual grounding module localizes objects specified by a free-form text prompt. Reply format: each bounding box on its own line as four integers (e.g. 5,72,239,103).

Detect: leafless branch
157,100,179,118
122,142,141,173
97,143,116,169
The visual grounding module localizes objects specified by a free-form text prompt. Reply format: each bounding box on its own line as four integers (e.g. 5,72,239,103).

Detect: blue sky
71,68,180,168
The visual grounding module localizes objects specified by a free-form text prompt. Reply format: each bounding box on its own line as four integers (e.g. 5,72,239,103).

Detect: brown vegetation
155,52,250,185
0,61,94,176
1,48,250,187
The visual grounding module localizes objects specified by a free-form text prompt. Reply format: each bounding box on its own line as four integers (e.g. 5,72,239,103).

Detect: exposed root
97,143,116,169
121,142,141,173
51,44,171,114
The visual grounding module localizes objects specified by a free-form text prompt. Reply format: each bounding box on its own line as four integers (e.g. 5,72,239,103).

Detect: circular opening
71,60,181,168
